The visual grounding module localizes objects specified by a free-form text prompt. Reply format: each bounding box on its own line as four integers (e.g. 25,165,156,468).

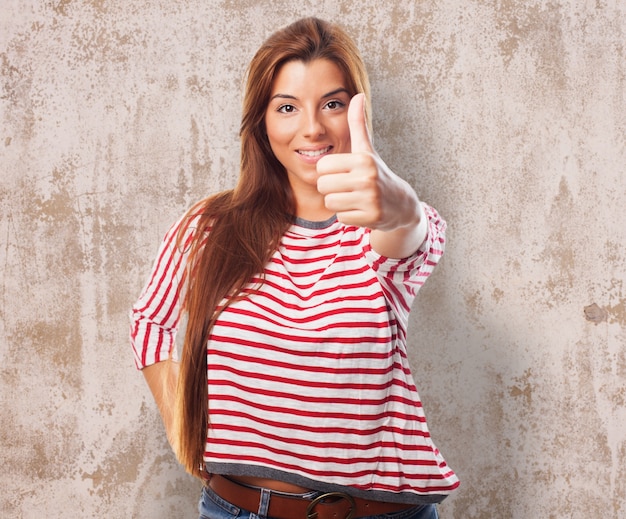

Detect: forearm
142,360,180,447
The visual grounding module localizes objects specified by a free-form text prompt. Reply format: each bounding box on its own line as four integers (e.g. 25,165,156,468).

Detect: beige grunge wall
1,1,625,518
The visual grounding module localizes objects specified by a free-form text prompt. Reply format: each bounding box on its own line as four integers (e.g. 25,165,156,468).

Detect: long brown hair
175,17,371,478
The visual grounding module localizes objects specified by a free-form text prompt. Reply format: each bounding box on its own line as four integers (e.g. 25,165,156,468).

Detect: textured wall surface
1,1,625,518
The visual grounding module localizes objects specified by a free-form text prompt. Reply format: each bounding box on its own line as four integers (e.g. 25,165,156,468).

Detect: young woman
131,17,459,519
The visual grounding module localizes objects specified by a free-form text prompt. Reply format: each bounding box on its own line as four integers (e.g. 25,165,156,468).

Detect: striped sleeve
129,213,197,369
362,202,446,330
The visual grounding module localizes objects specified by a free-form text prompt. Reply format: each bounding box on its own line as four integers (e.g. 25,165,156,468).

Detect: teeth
298,147,330,157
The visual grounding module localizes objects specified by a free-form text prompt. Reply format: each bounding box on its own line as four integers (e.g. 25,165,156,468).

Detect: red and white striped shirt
130,203,459,504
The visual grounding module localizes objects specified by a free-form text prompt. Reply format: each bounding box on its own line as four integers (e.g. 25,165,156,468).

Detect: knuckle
356,152,376,168
361,173,378,191
371,205,383,226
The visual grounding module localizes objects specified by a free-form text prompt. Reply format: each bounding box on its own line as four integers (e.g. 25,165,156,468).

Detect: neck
294,200,334,222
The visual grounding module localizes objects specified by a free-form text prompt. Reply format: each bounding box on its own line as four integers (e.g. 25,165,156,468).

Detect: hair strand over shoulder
174,16,371,478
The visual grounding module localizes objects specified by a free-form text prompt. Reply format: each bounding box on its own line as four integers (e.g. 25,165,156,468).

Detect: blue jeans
198,485,439,519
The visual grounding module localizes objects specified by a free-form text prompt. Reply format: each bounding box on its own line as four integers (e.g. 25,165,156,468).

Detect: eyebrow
270,87,350,101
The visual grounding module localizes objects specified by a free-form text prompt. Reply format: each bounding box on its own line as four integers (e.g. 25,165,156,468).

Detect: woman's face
265,59,352,207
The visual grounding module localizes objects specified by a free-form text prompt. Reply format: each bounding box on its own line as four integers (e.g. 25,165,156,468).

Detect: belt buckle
306,492,356,519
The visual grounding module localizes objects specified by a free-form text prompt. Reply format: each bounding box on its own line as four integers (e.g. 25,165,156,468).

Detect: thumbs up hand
316,93,423,239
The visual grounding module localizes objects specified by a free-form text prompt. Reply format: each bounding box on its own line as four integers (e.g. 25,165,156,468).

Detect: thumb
348,93,373,154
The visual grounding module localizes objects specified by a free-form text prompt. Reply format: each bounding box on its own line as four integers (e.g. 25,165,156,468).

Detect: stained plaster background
1,0,625,518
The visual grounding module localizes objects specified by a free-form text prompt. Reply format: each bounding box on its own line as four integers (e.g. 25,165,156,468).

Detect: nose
301,109,325,139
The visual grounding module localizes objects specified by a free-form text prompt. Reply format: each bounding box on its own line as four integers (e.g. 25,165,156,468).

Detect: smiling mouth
297,146,332,157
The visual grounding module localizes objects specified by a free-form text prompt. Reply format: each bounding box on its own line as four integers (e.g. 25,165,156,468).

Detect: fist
316,93,418,232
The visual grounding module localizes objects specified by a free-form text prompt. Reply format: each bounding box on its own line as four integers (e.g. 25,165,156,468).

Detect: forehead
270,59,348,96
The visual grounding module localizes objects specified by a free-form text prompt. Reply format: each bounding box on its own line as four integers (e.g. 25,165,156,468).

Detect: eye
324,100,345,110
277,104,296,113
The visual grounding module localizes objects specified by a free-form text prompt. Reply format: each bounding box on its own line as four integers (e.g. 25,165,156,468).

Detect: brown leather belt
207,474,414,519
